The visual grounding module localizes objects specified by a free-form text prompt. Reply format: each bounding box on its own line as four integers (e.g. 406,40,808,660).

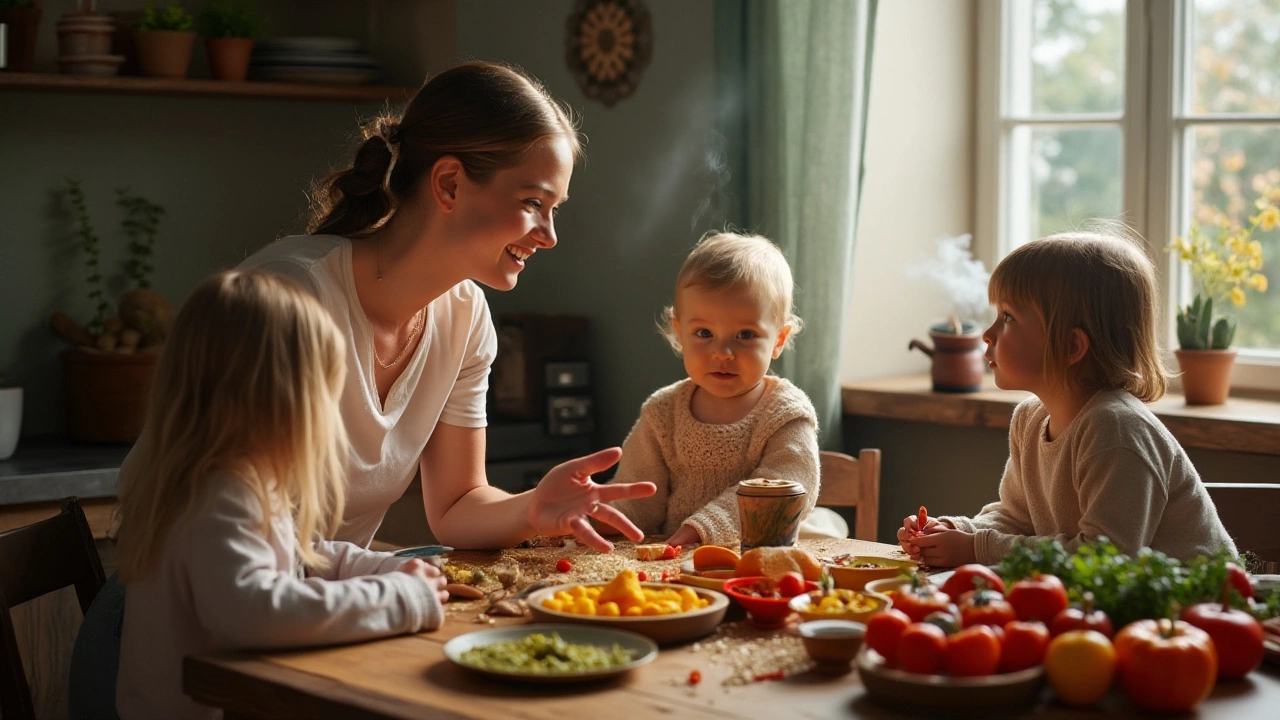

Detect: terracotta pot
1175,348,1237,405
909,330,986,393
134,29,195,78
56,12,114,57
205,37,253,81
0,7,42,72
61,349,159,443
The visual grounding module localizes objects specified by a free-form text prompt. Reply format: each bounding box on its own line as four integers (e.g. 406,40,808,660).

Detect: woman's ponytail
308,117,399,237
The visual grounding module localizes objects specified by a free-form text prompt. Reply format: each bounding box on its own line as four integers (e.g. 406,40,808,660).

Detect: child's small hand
397,558,449,605
897,513,947,559
664,524,701,548
908,528,977,568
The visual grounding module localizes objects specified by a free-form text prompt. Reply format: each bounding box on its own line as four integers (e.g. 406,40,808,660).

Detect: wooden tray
855,646,1045,713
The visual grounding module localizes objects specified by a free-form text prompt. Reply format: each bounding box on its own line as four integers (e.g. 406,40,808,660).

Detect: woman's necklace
373,308,424,369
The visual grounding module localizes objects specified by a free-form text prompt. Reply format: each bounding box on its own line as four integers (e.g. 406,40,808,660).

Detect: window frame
976,0,1280,392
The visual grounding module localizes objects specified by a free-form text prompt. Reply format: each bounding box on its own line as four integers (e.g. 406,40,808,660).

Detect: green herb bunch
117,190,165,289
996,537,1264,629
66,178,110,333
198,0,267,39
135,2,194,32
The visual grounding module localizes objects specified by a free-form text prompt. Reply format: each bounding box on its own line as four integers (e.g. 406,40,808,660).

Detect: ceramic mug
737,478,806,551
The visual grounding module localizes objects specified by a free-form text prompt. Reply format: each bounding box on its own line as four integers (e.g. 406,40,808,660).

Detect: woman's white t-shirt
241,234,497,546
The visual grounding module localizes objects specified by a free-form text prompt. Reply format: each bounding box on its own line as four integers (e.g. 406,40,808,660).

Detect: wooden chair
1203,482,1280,568
0,498,106,720
817,449,881,542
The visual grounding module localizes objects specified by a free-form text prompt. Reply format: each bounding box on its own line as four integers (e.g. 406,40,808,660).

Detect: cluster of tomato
864,564,1266,713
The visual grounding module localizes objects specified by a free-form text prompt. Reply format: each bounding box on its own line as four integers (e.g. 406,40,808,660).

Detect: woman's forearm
430,485,536,549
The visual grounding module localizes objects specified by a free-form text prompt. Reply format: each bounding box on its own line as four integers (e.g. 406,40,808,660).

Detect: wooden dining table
183,538,1280,719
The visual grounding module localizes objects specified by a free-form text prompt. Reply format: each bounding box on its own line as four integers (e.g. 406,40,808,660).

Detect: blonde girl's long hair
988,230,1170,402
116,270,349,582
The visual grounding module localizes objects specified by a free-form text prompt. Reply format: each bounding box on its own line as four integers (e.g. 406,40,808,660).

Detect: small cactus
1176,294,1235,351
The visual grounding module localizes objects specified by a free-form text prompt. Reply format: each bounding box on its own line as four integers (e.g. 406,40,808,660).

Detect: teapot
908,326,986,393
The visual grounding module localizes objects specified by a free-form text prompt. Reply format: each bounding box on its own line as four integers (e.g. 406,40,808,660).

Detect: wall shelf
0,71,415,103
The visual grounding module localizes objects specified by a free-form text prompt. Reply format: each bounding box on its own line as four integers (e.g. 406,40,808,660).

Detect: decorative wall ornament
565,0,652,107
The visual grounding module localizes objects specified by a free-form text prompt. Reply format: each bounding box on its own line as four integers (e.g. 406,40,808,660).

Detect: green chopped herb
460,632,636,674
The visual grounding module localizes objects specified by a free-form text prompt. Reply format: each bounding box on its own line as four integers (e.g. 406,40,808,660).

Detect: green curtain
714,0,878,448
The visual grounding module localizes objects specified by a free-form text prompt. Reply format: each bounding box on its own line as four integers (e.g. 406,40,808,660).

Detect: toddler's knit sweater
609,376,820,547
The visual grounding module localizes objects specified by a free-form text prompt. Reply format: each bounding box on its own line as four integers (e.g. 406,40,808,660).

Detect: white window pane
1028,0,1125,114
1009,125,1124,248
1188,125,1280,349
1190,0,1280,115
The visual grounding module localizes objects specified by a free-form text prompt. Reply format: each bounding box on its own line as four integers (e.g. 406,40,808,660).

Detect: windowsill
842,374,1280,456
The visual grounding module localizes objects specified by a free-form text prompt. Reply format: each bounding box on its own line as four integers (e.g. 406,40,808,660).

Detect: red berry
661,544,681,560
689,669,702,685
637,571,649,582
556,558,572,573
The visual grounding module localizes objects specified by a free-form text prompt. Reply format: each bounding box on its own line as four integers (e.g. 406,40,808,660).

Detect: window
977,0,1280,389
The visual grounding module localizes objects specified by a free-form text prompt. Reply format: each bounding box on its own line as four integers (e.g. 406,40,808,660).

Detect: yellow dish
826,556,918,591
788,588,890,624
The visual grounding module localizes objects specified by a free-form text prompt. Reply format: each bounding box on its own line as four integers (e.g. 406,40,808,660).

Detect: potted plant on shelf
1169,196,1275,405
0,0,42,72
0,372,21,460
53,178,173,443
133,1,194,78
198,0,265,82
907,234,994,393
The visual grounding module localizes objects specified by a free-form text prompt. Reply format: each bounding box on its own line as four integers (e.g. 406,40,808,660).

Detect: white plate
250,65,380,85
254,36,362,54
249,52,378,68
443,623,658,683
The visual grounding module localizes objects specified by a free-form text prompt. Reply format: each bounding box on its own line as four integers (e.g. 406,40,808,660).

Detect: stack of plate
249,37,380,85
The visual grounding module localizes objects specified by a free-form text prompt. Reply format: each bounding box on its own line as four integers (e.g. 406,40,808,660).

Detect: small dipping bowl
798,619,865,675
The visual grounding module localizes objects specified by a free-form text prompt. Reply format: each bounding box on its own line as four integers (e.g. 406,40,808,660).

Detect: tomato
958,587,1017,629
1049,592,1113,639
866,608,913,665
1226,562,1254,600
944,624,1002,677
777,571,806,598
1000,620,1050,673
1006,573,1068,622
1114,619,1217,713
688,669,702,685
555,558,572,573
891,572,953,623
923,610,961,637
1045,630,1115,707
1181,585,1264,680
897,622,947,675
636,571,648,582
661,544,682,560
940,564,1006,598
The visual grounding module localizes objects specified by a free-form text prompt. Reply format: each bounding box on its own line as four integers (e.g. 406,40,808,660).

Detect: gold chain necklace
373,308,424,369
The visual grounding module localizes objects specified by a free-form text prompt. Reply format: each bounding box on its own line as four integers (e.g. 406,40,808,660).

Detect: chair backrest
1203,482,1280,568
817,449,881,542
0,497,106,720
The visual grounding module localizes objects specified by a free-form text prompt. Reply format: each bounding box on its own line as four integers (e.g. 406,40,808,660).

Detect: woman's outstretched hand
528,447,655,553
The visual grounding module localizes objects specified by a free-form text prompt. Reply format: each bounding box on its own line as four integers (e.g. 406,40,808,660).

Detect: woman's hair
115,270,349,582
988,229,1169,401
659,232,804,353
309,61,584,237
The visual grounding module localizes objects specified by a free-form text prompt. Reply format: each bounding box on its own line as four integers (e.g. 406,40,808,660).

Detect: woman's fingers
569,516,614,553
559,446,623,480
595,481,656,503
589,503,645,542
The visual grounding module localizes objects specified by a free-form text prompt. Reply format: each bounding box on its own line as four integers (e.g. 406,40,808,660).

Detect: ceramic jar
909,330,986,393
737,478,807,551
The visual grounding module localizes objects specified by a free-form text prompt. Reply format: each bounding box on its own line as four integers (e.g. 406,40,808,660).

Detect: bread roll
735,546,822,581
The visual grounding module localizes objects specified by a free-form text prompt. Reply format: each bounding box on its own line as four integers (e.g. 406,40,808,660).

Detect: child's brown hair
988,231,1169,402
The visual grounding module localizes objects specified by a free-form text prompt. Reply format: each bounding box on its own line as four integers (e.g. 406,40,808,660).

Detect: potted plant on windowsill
0,0,42,72
133,1,194,78
1169,197,1275,405
52,178,172,443
198,0,265,82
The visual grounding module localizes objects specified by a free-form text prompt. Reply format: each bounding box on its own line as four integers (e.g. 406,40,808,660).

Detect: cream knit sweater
942,390,1238,564
608,376,820,547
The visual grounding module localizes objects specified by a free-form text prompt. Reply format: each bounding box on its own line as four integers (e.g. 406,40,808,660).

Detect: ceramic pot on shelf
0,386,22,460
909,329,986,393
61,349,159,443
205,37,253,81
134,29,195,78
1175,348,1237,405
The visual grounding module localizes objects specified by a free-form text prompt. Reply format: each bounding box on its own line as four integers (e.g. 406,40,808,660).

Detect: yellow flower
1230,287,1247,306
1253,206,1280,232
1250,274,1269,292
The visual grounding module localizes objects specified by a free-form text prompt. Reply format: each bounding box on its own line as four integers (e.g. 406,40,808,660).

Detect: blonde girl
114,271,446,720
899,232,1237,566
609,232,846,547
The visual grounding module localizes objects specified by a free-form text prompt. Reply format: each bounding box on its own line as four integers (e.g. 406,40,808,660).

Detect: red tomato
891,574,954,623
1049,592,1114,639
866,608,913,665
1181,593,1264,680
1006,574,1069,623
940,564,1006,598
777,571,806,598
897,622,948,675
637,571,648,582
1114,619,1217,713
944,624,1002,677
1226,562,1254,600
555,558,572,573
661,544,681,560
958,588,1017,629
1000,620,1050,673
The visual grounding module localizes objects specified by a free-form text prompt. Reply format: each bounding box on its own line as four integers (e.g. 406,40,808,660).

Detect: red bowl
722,576,818,628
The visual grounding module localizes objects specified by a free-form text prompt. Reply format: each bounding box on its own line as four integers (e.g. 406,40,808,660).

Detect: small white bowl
798,619,865,675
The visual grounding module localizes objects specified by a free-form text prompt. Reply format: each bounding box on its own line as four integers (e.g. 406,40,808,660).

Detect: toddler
899,232,1237,566
609,232,846,547
114,271,447,720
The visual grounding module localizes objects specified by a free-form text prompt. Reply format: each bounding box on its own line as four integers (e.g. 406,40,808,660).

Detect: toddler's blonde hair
116,270,349,582
988,229,1169,402
659,232,803,353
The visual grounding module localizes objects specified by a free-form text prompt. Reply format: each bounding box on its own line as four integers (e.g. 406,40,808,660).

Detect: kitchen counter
0,439,129,505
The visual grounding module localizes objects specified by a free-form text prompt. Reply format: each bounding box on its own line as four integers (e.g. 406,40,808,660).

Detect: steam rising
907,234,993,324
